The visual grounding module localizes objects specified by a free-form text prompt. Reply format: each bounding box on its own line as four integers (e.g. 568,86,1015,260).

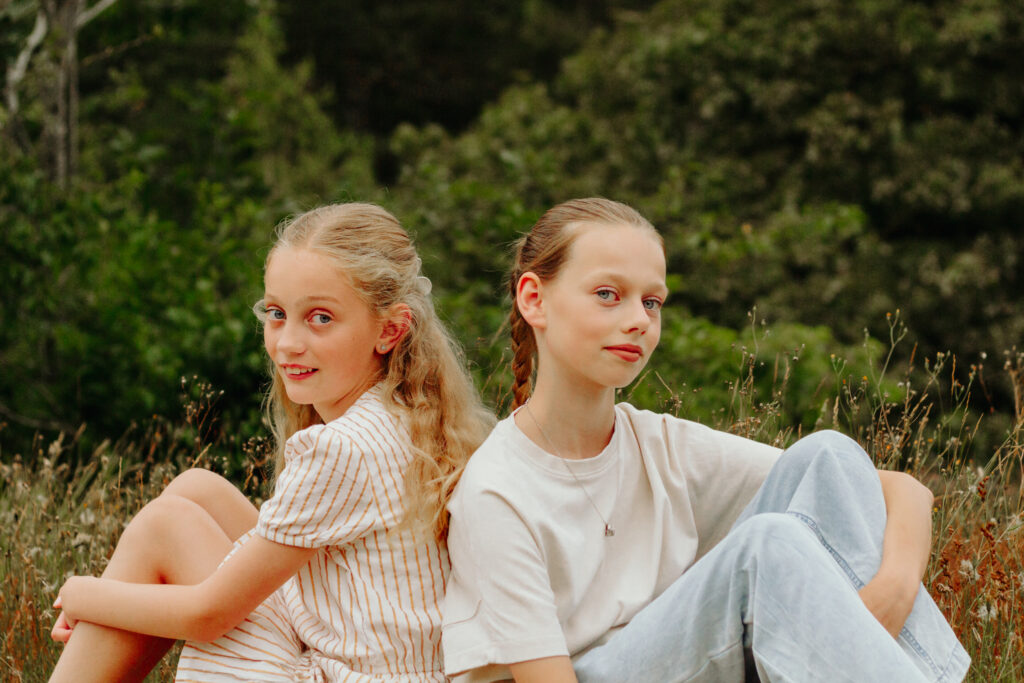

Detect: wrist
61,575,96,615
872,563,920,602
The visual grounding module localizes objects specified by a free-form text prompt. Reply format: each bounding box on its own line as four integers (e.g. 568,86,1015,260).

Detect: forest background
2,0,1023,460
1,0,1023,678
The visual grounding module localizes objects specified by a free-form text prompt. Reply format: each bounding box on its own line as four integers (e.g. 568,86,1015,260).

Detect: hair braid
509,304,535,409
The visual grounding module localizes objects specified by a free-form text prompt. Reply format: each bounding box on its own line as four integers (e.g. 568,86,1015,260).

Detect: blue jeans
573,431,970,682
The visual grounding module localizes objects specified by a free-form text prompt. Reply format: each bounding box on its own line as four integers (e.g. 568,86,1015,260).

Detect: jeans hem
786,510,962,679
932,643,971,683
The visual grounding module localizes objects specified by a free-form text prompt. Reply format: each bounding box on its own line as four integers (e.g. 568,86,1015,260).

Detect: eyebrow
592,272,669,297
262,293,345,306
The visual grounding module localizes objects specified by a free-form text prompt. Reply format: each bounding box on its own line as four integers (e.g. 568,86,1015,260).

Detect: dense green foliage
277,0,659,135
392,0,1024,358
1,0,1021,464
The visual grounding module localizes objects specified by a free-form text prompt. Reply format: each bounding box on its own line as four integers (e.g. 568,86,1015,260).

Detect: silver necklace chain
523,401,616,538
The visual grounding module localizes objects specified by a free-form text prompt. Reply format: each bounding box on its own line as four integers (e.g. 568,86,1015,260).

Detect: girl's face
527,222,668,394
262,247,386,422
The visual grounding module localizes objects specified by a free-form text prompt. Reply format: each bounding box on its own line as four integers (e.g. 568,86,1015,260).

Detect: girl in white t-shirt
50,203,493,682
442,198,968,682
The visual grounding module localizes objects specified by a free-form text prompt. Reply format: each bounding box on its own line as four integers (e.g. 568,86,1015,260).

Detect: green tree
0,4,374,458
392,0,1023,389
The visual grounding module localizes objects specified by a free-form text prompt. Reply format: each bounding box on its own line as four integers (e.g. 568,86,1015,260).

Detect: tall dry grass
1,327,1022,680
0,381,270,681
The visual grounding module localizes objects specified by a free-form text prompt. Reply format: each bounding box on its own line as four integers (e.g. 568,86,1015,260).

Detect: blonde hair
508,197,661,409
262,203,493,541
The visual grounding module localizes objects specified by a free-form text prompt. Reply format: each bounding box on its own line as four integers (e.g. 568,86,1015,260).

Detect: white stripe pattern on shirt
175,386,449,682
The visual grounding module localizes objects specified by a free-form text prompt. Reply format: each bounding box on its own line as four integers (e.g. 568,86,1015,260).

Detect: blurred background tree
1,0,1020,467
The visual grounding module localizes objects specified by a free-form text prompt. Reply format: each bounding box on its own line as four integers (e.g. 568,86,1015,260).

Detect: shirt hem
444,635,569,677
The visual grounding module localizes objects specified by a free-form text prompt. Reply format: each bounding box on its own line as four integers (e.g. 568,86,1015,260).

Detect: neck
315,373,380,423
517,371,616,460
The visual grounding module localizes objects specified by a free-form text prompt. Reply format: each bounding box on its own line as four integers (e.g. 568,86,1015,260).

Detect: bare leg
49,470,259,683
161,468,259,541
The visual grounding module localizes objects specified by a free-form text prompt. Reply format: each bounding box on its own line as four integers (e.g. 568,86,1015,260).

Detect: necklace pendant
604,524,615,537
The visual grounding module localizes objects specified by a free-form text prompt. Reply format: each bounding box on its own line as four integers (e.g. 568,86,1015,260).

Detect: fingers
50,612,73,643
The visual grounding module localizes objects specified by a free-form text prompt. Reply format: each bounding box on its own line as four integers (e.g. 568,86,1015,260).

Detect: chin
599,375,642,391
283,389,313,405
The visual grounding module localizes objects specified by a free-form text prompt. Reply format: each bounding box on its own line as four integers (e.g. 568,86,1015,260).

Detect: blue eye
311,313,332,325
643,298,663,311
267,308,285,321
596,289,616,301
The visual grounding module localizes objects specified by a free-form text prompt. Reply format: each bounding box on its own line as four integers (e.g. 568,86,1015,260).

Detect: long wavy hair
507,197,662,410
261,203,493,541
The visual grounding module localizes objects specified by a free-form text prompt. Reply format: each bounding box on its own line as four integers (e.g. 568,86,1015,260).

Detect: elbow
189,614,236,643
904,471,934,508
191,620,229,644
891,470,934,508
919,479,935,508
186,600,244,643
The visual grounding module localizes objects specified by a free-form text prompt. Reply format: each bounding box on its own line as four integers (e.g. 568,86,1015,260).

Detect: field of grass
2,339,1022,681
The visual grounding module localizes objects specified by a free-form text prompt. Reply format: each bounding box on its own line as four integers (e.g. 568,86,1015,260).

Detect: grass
2,330,1022,680
0,382,271,681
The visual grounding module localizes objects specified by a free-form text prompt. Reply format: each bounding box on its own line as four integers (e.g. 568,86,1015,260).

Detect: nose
269,319,306,355
624,298,651,335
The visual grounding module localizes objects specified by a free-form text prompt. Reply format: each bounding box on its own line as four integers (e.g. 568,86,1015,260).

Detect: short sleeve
256,424,377,548
670,420,782,558
442,486,569,678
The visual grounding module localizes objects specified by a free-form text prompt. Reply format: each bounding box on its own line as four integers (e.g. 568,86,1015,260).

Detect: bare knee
112,494,228,584
162,468,233,504
160,468,257,542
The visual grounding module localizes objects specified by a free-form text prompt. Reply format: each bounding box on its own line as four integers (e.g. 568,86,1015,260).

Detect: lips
605,344,643,362
280,364,318,379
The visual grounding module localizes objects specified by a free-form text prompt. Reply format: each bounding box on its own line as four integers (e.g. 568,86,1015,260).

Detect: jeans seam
785,510,943,677
932,638,971,683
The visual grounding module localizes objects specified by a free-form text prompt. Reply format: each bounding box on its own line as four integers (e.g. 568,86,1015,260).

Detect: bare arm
56,535,315,642
509,655,578,683
859,469,934,637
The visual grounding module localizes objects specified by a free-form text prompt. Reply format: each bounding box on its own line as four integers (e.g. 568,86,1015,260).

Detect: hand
54,576,92,625
858,571,917,638
50,596,76,643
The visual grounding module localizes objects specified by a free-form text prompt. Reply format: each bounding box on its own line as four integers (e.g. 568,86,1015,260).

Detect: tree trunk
24,0,113,189
66,0,80,183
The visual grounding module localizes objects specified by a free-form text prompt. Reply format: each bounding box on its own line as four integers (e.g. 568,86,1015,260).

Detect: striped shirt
176,385,449,682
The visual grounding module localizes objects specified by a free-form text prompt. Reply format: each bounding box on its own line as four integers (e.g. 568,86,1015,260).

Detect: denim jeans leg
574,512,929,682
732,430,970,682
573,430,969,683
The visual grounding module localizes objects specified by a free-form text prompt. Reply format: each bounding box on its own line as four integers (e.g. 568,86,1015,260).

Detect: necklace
523,401,616,538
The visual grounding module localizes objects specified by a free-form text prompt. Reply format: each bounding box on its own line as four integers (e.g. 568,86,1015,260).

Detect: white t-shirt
442,402,781,682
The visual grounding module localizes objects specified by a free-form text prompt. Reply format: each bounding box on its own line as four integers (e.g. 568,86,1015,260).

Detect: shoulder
450,415,546,515
455,416,522,490
614,401,781,460
285,386,411,466
613,401,715,446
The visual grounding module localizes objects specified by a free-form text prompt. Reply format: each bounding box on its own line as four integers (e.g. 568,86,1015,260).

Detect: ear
516,271,546,330
377,303,412,354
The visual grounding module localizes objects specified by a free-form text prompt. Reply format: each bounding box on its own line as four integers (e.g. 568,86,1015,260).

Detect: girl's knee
112,494,209,577
778,430,874,478
131,493,207,538
731,513,817,565
162,468,233,502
